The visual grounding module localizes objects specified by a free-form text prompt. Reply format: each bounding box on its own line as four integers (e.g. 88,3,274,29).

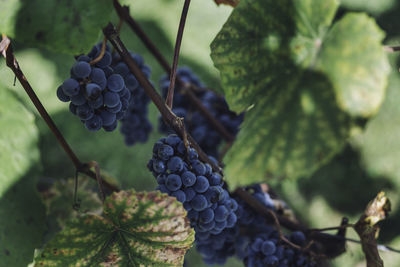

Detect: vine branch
102,23,223,173
166,0,191,109
112,0,235,142
384,45,400,52
214,0,239,7
0,35,119,193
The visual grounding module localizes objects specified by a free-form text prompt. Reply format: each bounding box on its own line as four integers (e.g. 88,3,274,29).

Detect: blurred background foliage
1,0,400,266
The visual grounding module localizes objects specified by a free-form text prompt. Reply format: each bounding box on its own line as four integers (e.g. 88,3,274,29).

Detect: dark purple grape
85,115,102,131
107,74,125,92
57,86,70,102
72,61,91,78
62,78,80,96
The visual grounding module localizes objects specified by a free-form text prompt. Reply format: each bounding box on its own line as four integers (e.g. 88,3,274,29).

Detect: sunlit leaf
211,0,389,183
34,190,194,266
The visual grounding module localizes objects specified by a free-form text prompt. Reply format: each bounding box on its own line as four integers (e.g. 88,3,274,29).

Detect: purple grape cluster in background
112,52,153,145
181,179,316,266
158,67,243,158
57,42,153,145
234,185,315,267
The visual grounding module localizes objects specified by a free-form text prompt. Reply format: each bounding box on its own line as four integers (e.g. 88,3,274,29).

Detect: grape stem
85,161,105,202
112,0,235,143
165,0,191,109
0,35,119,193
89,37,107,65
103,23,223,174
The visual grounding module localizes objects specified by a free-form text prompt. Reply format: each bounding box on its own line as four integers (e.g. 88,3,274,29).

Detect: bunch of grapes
57,42,153,144
195,184,316,266
111,52,153,145
245,230,315,267
235,186,315,267
158,67,243,157
147,134,238,238
57,43,131,132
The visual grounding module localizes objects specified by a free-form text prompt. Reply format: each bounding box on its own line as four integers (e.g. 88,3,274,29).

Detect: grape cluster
246,230,315,267
195,224,240,265
237,186,316,267
57,43,131,132
111,52,153,145
194,184,316,266
158,67,243,157
148,134,238,238
57,42,153,144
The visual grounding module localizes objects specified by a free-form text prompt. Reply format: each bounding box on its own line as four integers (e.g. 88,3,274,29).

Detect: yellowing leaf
34,190,194,267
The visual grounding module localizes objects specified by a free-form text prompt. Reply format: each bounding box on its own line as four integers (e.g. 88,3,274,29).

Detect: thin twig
266,207,306,251
0,35,119,193
73,170,81,210
85,161,105,202
116,18,124,34
112,0,235,142
166,0,191,109
234,188,307,231
103,23,223,174
309,224,354,232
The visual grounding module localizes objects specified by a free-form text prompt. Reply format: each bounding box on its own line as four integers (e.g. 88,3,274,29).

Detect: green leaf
352,56,400,187
316,13,389,117
0,88,46,266
224,72,351,185
211,0,389,183
0,176,47,267
0,0,113,54
340,0,396,16
40,176,103,242
0,88,39,196
0,0,20,35
34,190,194,266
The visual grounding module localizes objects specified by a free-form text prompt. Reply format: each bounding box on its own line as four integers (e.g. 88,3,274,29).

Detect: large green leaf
352,55,400,187
0,176,47,267
0,88,39,196
316,13,389,117
225,71,351,185
0,0,113,54
34,190,194,266
211,0,389,184
0,88,46,266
